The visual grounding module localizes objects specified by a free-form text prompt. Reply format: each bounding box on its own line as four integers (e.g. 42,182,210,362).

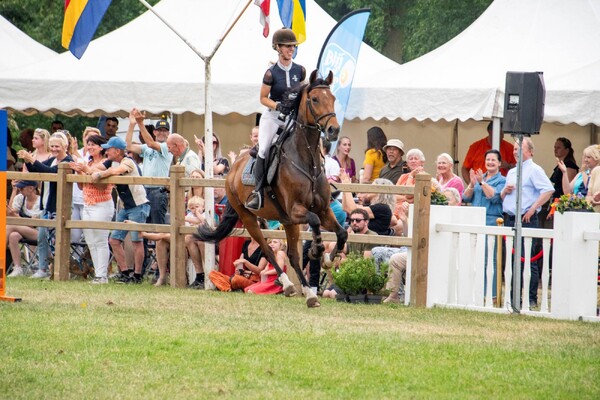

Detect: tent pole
137,0,207,61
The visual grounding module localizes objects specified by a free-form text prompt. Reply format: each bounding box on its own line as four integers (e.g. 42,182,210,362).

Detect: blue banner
0,110,7,171
317,9,370,130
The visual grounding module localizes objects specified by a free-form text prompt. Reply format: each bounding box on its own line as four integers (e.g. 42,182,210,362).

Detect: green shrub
332,254,388,295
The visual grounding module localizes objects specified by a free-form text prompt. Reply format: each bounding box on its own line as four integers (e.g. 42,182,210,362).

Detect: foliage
332,253,388,295
0,0,160,53
550,193,593,215
402,0,493,61
317,0,492,63
1,279,599,399
430,187,448,205
0,0,158,142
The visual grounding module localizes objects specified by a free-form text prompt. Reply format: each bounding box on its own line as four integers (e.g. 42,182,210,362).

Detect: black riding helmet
272,28,298,50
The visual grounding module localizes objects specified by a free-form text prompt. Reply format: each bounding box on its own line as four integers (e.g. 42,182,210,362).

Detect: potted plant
550,193,593,215
332,254,388,304
365,262,389,304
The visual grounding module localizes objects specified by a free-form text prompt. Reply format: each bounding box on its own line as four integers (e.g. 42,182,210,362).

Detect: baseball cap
15,180,38,189
155,120,170,130
101,136,127,150
383,139,405,154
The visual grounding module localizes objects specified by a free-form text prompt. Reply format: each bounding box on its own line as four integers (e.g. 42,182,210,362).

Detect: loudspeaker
503,72,545,134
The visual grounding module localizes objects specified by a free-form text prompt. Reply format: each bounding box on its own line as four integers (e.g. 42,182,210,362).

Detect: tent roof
0,15,57,71
347,0,600,125
0,0,398,117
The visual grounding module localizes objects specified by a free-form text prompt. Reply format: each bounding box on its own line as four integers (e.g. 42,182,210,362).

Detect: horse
196,70,348,308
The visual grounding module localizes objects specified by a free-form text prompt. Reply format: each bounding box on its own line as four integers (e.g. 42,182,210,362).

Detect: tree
316,0,492,63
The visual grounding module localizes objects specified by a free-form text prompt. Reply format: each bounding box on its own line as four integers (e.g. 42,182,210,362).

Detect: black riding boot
246,156,266,210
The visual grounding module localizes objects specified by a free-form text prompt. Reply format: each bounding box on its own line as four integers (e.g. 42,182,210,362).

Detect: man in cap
125,108,173,226
379,139,407,184
92,136,150,284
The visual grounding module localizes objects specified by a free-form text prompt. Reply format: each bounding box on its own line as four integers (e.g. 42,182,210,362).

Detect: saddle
242,123,294,187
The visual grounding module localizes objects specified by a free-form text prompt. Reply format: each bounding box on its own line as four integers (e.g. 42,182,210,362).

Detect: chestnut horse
196,70,347,307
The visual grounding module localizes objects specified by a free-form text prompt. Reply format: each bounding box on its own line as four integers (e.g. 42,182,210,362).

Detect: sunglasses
349,218,365,223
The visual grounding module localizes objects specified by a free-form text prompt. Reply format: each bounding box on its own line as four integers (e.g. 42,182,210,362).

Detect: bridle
300,84,337,134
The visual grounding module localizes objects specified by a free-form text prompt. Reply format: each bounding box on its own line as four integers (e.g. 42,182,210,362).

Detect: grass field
1,278,599,399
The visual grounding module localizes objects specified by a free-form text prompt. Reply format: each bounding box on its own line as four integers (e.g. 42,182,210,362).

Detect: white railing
409,205,599,322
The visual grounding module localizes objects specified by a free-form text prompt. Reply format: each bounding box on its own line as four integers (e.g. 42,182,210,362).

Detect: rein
297,84,337,133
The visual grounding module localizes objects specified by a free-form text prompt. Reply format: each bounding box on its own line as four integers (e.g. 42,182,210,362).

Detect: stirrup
245,191,263,210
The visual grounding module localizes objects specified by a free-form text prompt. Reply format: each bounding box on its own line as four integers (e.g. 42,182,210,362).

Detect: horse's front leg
282,223,320,308
306,211,325,260
320,208,348,259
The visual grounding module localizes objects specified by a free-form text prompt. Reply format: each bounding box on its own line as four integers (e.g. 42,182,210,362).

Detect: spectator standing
560,145,600,197
69,135,114,284
92,136,150,284
322,138,340,183
461,121,516,182
50,120,64,133
333,136,357,183
24,128,51,170
195,133,229,176
167,133,201,177
125,109,172,227
361,127,388,183
379,139,407,184
103,117,119,139
501,138,554,307
19,128,34,152
550,137,579,199
18,132,74,279
436,153,465,201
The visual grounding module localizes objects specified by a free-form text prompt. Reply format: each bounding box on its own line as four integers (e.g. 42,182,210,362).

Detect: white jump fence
412,206,600,322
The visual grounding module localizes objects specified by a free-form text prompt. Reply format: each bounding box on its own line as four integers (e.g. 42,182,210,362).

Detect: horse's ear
309,69,318,84
326,70,333,85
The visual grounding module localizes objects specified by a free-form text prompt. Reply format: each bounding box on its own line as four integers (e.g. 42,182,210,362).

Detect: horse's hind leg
283,223,320,308
306,212,325,260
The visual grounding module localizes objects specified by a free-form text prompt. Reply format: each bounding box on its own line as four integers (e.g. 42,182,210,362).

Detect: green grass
1,279,599,399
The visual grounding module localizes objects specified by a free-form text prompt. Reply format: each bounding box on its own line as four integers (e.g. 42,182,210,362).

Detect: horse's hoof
284,286,297,297
307,297,321,308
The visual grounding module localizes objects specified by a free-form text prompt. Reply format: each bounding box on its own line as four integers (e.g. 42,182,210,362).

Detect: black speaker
503,71,545,135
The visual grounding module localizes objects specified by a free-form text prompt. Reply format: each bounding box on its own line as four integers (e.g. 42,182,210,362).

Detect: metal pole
512,134,524,313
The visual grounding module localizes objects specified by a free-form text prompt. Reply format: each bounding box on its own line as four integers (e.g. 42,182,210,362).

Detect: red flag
255,0,270,38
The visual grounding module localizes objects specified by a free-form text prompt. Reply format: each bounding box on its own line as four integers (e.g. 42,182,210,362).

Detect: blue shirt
462,172,505,226
502,159,554,215
141,142,173,187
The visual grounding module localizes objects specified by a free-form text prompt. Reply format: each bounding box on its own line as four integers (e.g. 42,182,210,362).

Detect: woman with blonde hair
333,136,358,183
560,144,600,196
22,128,51,171
18,131,73,279
195,132,229,176
245,238,288,295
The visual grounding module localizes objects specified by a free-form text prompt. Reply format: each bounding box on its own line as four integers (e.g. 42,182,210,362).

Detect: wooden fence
6,165,432,305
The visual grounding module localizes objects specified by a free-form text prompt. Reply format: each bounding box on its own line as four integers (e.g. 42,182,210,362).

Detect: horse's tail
194,202,239,243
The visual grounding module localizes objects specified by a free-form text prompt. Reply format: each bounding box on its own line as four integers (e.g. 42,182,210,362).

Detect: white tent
347,0,600,126
0,15,57,71
0,0,398,117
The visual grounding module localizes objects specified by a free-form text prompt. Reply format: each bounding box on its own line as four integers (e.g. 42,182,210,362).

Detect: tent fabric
348,0,600,125
0,15,57,71
0,0,398,117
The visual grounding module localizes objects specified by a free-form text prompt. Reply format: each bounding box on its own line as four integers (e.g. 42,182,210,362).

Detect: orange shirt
462,137,516,176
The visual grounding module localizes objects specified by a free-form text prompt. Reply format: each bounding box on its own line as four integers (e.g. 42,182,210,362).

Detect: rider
245,28,307,211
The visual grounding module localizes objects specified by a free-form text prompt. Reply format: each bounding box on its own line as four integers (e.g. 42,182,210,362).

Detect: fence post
54,164,72,281
410,173,431,307
169,165,187,288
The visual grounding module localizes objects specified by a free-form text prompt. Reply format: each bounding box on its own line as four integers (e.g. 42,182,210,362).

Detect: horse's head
300,70,340,142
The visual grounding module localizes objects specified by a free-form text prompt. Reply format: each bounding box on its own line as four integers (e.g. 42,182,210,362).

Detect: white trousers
258,109,286,158
82,200,115,279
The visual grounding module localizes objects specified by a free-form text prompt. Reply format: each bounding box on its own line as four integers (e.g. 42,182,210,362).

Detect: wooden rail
6,166,432,305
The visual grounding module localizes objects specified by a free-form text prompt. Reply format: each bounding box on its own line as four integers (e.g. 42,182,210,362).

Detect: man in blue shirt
501,137,553,307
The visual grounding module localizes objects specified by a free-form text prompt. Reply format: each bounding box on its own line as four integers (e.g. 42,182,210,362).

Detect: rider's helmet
272,28,298,50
